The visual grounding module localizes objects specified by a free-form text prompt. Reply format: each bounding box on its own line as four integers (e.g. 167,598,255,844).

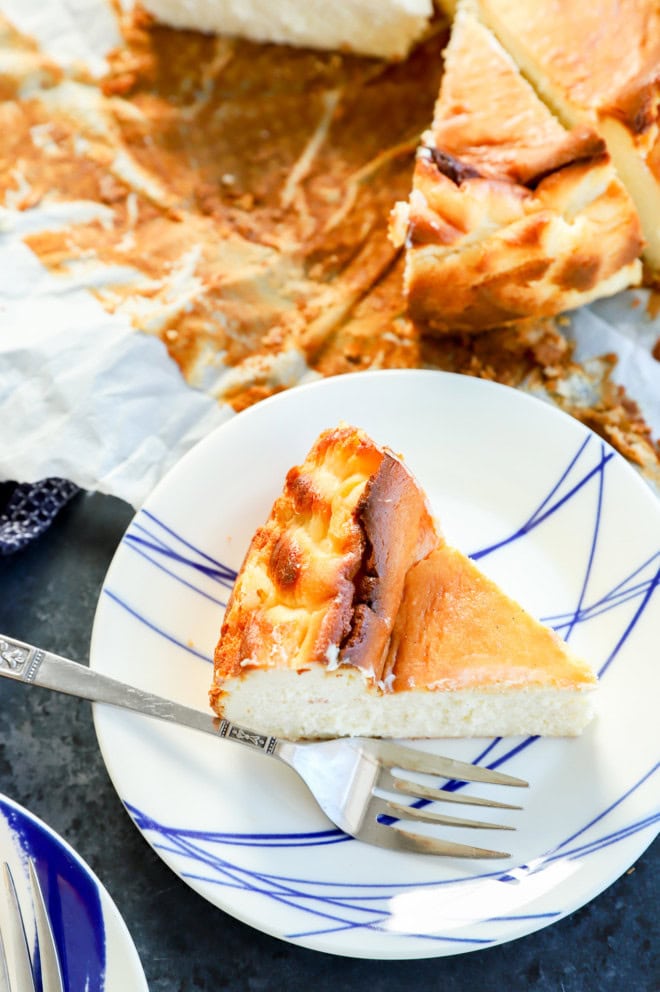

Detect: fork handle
0,634,280,756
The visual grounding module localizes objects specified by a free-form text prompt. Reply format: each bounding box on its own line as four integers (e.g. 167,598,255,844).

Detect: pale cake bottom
219,667,596,739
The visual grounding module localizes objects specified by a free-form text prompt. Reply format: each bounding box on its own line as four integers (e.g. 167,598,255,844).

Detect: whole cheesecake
210,424,597,739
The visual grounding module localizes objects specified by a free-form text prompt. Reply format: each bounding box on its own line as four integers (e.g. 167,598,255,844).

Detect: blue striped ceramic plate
0,793,147,989
90,369,659,958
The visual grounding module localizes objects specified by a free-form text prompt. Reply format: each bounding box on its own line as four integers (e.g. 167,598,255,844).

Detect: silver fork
0,861,63,992
0,634,527,859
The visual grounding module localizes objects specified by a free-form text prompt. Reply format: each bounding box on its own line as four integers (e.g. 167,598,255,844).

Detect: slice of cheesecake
210,424,597,739
140,0,435,60
475,0,660,280
389,3,643,333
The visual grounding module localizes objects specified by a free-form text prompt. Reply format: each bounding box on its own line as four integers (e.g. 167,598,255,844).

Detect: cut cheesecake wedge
476,0,660,280
140,0,435,60
210,424,597,739
390,3,644,332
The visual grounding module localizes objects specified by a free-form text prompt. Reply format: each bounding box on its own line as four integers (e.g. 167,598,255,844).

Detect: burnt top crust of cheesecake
389,3,644,333
476,0,660,131
210,424,437,707
474,0,660,276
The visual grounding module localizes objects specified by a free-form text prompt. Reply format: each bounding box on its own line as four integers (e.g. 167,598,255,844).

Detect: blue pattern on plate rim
0,795,106,989
100,434,659,945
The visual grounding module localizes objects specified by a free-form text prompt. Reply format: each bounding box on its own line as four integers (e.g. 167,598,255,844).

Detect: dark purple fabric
0,479,79,555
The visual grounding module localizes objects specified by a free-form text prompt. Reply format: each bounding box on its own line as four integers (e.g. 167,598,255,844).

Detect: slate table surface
0,490,657,992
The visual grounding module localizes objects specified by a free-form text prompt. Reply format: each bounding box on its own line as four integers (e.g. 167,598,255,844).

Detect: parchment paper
1,0,658,507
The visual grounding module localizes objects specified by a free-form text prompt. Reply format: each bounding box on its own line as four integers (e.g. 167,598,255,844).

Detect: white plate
90,369,660,959
0,792,148,990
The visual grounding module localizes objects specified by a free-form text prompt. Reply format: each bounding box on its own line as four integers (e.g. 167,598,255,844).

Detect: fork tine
379,769,523,810
0,925,11,992
27,863,63,992
360,814,512,858
2,863,36,992
373,741,528,787
381,798,515,831
386,826,511,859
369,795,514,833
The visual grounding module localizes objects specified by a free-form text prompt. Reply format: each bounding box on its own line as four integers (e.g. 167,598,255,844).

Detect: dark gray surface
0,491,657,991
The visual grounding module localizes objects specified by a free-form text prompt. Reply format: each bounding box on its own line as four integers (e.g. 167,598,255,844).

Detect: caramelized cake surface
211,424,437,704
390,4,644,333
476,0,660,276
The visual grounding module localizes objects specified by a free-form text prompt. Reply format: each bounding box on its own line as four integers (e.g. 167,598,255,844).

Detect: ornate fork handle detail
0,633,282,750
217,721,279,755
0,637,44,681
